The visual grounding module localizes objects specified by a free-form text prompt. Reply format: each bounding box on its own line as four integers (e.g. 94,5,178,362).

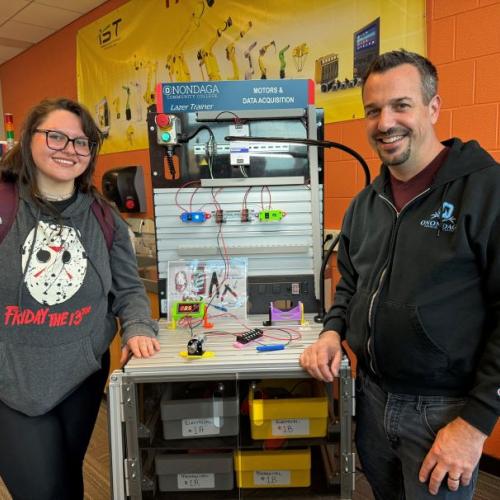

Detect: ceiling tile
15,3,82,30
0,0,30,25
0,20,54,43
0,44,25,63
0,0,108,65
34,0,108,14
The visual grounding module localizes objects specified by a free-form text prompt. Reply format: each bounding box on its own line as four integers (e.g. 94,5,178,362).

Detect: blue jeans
355,372,478,500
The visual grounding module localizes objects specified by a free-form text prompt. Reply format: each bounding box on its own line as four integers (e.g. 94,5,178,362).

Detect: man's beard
374,129,412,166
381,143,411,166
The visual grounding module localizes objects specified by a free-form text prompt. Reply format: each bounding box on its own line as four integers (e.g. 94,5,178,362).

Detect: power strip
236,328,263,344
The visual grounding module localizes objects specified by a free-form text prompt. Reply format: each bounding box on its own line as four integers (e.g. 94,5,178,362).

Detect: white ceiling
0,0,108,64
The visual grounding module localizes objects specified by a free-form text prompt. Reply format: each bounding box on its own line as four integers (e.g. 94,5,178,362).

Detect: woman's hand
120,336,161,366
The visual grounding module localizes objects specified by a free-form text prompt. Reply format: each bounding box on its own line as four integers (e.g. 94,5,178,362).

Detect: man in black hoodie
300,50,500,499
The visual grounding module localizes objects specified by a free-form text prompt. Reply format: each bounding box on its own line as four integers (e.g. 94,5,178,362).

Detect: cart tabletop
123,315,323,381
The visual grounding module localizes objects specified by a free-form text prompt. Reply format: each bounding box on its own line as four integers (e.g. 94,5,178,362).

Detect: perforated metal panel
154,185,323,280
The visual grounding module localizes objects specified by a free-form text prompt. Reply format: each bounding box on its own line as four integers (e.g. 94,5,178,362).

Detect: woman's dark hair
0,98,104,201
362,49,438,104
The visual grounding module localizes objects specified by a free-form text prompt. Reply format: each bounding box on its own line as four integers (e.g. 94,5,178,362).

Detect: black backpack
0,181,115,250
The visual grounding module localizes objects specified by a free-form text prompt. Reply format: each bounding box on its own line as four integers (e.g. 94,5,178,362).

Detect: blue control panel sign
156,79,314,113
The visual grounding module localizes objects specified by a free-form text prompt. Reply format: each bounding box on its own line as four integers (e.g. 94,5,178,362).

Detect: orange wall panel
456,3,500,59
475,53,500,104
323,122,344,162
433,0,479,19
338,118,374,160
324,197,351,228
324,160,358,198
428,16,455,64
434,109,452,141
452,104,498,149
438,60,475,109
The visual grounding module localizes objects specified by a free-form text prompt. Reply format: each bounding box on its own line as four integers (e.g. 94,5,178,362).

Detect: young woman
0,98,160,499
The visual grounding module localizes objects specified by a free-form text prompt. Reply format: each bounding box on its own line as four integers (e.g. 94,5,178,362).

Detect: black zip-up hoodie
323,138,500,436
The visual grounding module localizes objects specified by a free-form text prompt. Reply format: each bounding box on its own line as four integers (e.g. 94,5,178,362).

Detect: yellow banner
77,0,425,154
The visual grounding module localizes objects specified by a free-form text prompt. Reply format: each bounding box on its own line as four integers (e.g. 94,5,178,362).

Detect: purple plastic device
268,301,304,325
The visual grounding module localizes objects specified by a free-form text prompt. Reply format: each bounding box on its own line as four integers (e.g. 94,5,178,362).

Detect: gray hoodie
0,187,158,416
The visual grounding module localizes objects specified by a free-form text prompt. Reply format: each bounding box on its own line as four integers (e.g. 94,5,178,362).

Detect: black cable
181,124,216,143
225,135,370,185
165,146,177,179
317,233,341,323
224,134,371,322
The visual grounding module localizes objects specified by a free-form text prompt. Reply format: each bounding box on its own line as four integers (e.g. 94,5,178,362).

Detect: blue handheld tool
256,344,285,352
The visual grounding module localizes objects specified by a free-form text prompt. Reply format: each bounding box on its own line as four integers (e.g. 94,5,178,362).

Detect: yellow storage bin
234,449,311,488
249,379,328,439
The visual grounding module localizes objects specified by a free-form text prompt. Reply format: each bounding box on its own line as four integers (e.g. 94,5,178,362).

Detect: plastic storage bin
160,381,239,440
234,449,311,488
156,452,234,492
249,379,328,439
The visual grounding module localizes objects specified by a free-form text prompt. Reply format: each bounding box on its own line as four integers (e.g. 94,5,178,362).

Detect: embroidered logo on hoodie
420,202,457,232
21,221,87,305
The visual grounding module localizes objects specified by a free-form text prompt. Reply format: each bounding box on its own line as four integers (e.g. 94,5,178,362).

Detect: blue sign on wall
156,79,314,113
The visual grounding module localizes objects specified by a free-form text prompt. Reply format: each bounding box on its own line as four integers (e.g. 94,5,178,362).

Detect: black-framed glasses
35,129,95,157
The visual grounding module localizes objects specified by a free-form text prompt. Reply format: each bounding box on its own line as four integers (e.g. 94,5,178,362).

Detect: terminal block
215,209,224,224
240,208,249,222
236,328,264,344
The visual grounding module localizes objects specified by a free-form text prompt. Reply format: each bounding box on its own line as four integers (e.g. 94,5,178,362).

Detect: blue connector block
180,211,208,223
256,344,285,352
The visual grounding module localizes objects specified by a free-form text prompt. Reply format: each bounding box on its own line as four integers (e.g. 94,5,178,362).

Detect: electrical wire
260,185,272,210
174,180,201,212
242,186,252,210
213,110,245,123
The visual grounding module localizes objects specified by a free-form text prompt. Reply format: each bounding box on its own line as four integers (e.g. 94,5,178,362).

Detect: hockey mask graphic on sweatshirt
21,221,87,305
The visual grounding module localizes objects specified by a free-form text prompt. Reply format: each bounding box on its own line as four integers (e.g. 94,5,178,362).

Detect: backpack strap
0,181,19,245
91,199,115,251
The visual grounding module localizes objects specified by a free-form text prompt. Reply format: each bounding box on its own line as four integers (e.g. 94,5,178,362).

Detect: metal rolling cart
108,79,356,499
108,316,355,500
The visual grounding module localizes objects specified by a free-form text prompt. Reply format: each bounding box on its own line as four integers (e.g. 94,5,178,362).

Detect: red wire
175,180,201,212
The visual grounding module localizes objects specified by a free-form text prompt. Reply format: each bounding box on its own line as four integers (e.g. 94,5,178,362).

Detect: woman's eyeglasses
35,129,95,157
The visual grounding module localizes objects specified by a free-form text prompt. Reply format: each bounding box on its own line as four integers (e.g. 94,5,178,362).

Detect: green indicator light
161,132,171,142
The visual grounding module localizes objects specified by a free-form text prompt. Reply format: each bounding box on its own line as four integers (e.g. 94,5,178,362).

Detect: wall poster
77,0,425,153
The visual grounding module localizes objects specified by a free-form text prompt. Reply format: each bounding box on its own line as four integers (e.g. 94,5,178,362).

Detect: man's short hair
362,49,438,104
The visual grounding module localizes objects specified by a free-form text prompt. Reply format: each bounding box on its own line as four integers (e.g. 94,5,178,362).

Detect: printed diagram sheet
168,258,248,320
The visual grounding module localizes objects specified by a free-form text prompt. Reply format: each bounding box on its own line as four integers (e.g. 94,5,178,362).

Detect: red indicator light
125,198,136,210
156,113,171,129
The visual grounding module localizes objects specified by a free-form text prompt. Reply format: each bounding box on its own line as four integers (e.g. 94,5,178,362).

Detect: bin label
177,473,215,489
272,418,310,436
254,470,291,486
182,418,221,436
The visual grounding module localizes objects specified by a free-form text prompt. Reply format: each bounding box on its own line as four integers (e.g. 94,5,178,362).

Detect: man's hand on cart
120,335,161,366
299,330,342,381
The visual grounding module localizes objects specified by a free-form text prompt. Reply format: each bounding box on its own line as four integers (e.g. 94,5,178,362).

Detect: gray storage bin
160,381,239,440
155,452,234,491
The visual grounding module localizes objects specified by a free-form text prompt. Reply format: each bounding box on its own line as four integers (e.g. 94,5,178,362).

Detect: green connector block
258,209,284,222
